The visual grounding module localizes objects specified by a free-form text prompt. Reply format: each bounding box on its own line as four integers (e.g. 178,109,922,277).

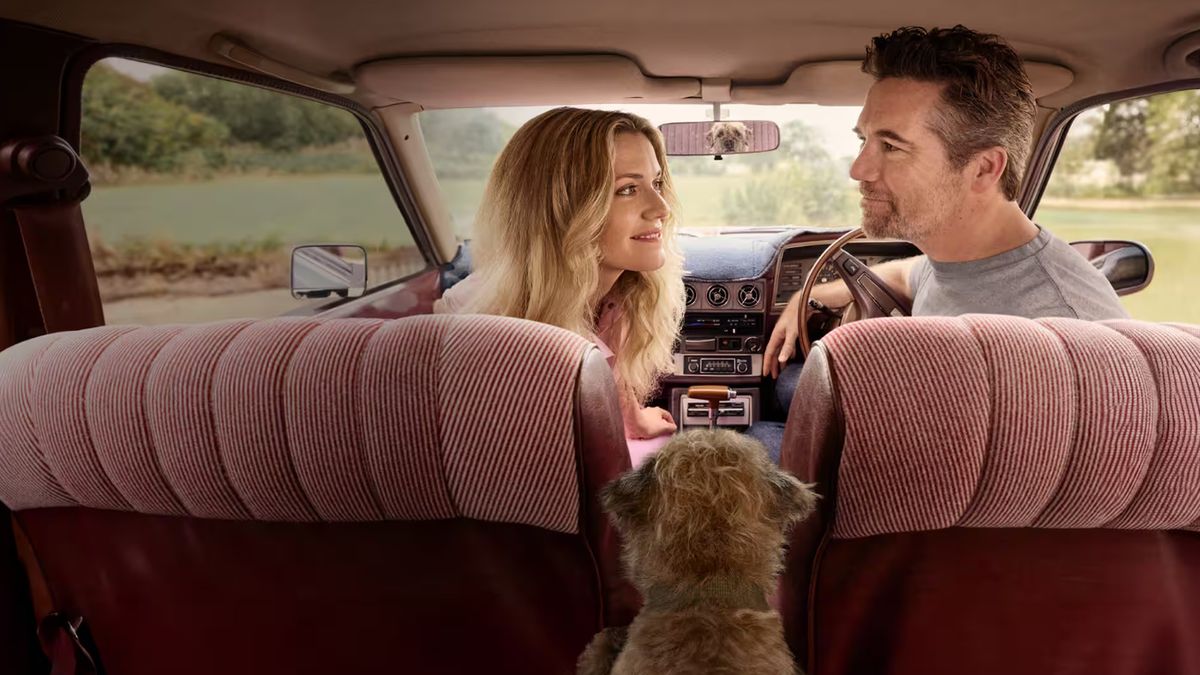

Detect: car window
420,104,864,239
1037,89,1200,323
81,58,426,325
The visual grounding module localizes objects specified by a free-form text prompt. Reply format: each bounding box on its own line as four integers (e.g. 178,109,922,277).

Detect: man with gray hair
753,26,1126,454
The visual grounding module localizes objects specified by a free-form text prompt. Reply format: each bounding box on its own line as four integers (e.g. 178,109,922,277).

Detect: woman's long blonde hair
466,107,685,404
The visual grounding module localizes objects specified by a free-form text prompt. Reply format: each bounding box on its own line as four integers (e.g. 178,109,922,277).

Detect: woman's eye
616,184,636,196
652,179,664,193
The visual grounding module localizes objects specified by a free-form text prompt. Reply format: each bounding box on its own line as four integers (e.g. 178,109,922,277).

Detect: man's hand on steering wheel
765,229,916,376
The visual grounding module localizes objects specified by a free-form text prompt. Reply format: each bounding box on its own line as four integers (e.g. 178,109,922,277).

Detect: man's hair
862,25,1037,201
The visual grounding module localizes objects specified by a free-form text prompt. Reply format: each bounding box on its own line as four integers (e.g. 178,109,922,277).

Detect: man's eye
882,142,898,152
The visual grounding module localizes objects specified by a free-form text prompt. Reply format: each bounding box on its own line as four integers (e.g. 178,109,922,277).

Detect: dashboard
668,230,920,427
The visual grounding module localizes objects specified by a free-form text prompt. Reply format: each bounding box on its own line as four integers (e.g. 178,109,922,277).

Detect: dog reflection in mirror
577,429,818,675
705,121,754,155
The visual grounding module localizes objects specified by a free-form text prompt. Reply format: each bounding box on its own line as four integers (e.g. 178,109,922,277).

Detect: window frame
63,42,438,311
1021,77,1200,218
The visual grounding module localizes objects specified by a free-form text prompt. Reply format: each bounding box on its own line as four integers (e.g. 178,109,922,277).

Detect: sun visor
733,60,1075,105
355,55,701,108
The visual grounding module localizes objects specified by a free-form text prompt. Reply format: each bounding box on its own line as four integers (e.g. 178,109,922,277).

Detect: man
764,25,1127,380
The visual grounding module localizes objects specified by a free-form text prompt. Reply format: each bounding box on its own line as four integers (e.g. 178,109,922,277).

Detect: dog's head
601,429,817,588
705,122,753,154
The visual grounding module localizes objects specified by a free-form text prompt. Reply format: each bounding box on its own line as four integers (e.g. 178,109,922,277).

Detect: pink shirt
435,275,669,465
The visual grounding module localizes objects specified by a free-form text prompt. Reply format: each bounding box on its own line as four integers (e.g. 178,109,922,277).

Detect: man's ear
770,468,819,528
970,146,1008,194
600,455,658,533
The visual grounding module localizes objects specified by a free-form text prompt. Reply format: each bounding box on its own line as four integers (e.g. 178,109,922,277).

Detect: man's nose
850,146,879,183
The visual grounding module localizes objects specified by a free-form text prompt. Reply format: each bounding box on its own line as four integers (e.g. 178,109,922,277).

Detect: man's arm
763,256,921,377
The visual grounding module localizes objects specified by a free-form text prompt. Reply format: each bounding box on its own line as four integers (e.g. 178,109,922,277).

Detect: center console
669,279,767,428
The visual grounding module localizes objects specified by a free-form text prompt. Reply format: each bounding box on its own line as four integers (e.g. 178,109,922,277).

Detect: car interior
2,0,1200,673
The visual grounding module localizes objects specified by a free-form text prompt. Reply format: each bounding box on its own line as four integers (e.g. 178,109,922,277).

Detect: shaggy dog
578,429,817,675
705,121,754,154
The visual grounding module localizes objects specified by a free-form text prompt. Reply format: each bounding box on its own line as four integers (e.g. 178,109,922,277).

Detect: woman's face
599,132,671,277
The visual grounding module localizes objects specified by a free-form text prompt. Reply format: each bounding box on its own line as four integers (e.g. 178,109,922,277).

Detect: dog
705,121,754,155
577,429,818,675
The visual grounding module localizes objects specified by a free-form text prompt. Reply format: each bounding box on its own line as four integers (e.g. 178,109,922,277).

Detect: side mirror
290,245,367,299
1069,240,1154,296
659,120,781,157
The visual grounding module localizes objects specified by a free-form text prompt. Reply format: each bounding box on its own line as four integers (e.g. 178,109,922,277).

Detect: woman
436,107,685,451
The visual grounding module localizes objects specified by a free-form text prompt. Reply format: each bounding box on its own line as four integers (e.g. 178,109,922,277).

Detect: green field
87,174,1200,323
84,174,415,247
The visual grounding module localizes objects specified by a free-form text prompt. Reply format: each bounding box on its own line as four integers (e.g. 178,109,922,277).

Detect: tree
153,71,361,151
82,64,229,171
720,119,856,226
1145,90,1200,195
1092,99,1150,185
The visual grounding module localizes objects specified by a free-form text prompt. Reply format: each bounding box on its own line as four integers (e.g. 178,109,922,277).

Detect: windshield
420,104,863,237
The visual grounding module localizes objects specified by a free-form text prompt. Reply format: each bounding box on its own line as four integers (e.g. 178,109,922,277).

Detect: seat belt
11,202,105,332
0,135,105,339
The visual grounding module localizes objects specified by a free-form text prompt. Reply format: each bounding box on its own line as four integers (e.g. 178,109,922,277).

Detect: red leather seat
780,315,1200,675
0,315,637,675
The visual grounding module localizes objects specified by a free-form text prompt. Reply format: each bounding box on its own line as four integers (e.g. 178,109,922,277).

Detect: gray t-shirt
908,226,1129,320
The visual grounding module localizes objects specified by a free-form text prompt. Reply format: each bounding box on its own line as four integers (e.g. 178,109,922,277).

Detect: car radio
680,313,764,352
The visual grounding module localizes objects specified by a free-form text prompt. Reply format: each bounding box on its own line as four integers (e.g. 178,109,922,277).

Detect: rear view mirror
1069,240,1154,296
291,245,367,299
660,120,781,157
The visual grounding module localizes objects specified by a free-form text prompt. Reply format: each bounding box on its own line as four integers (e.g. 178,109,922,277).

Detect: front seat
0,314,637,675
779,315,1200,675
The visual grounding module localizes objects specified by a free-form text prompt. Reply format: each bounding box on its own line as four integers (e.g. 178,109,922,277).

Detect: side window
81,58,426,325
1038,89,1200,323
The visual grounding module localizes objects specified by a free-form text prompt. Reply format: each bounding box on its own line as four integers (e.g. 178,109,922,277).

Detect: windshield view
421,104,864,236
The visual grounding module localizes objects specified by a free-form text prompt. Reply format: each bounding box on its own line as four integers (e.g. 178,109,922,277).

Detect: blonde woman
436,107,686,450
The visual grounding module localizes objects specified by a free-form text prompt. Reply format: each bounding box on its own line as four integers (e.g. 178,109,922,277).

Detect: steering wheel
797,228,913,358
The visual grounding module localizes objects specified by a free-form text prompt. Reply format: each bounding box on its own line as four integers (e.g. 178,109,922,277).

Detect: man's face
850,78,969,243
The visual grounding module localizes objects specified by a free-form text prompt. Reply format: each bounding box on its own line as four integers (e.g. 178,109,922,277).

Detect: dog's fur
705,121,754,154
578,429,817,675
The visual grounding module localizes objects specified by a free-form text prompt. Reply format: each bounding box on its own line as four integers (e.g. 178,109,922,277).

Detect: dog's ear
600,455,658,533
769,469,819,527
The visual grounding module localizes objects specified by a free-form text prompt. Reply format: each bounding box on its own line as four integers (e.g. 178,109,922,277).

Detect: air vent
684,284,696,306
737,284,761,308
706,284,729,307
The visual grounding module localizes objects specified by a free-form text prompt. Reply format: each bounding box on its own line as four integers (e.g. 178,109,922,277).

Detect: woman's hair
467,107,685,404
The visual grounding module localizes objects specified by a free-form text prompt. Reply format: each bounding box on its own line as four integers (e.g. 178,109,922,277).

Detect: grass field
84,174,415,247
87,174,1200,324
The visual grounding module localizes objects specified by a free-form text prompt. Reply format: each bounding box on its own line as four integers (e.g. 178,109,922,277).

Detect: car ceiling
4,0,1200,109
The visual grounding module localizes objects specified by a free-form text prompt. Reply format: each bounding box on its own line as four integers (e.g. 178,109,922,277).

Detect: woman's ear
770,469,819,528
600,455,658,533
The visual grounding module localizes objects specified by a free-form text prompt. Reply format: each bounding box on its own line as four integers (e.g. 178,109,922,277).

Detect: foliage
1052,90,1200,198
82,64,229,171
153,71,362,151
720,120,856,226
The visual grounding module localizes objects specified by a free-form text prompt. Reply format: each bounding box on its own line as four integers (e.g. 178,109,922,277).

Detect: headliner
4,0,1200,108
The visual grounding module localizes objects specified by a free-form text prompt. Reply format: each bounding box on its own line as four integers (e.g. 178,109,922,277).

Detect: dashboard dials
685,284,696,306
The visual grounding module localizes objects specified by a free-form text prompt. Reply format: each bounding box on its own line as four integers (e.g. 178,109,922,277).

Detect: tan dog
578,429,817,675
705,121,754,154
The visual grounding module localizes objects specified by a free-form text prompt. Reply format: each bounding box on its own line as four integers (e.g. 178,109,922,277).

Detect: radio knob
687,359,700,374
735,359,750,374
743,337,762,353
